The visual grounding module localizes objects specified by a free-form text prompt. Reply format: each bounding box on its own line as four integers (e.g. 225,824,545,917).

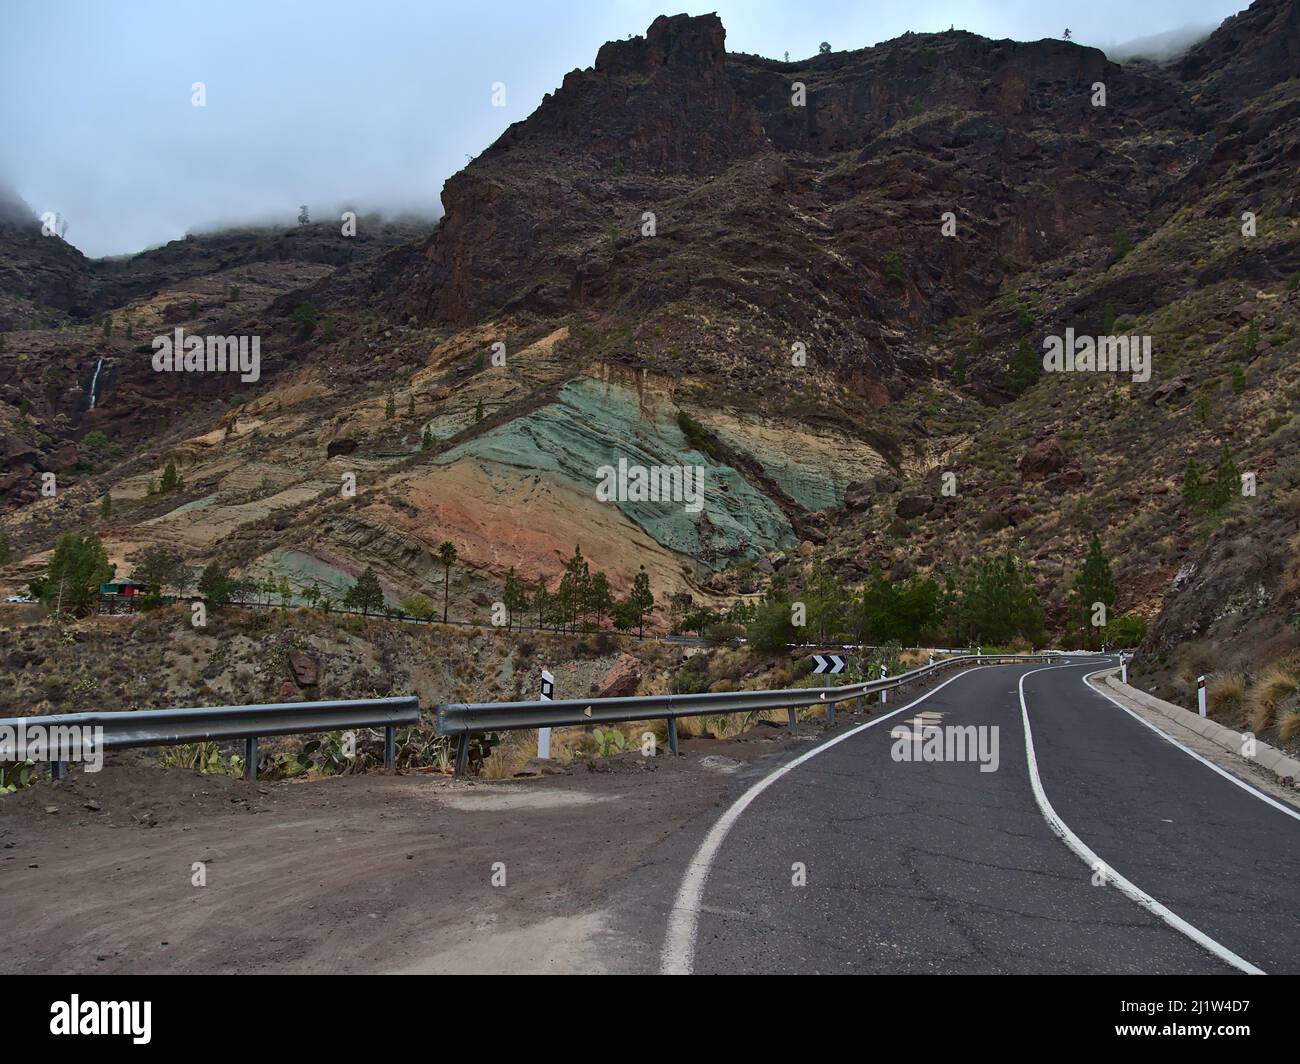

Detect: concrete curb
1097,669,1300,786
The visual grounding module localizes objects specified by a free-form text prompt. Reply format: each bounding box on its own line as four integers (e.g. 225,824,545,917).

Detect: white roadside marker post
1197,674,1207,717
538,669,555,758
1120,655,1128,684
880,664,888,705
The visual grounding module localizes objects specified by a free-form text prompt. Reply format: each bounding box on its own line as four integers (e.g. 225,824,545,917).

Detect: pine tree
198,564,233,607
533,577,552,630
556,545,591,632
1183,458,1207,511
1242,320,1259,359
805,563,850,643
421,425,434,450
475,397,484,422
1210,444,1240,510
344,566,384,615
42,533,115,617
1071,534,1116,647
502,567,530,630
384,392,396,420
628,565,654,638
587,570,614,628
100,494,112,519
159,459,180,494
1007,337,1041,395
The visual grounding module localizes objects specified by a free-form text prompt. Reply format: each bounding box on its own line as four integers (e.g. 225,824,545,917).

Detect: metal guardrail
436,653,1058,775
0,696,421,781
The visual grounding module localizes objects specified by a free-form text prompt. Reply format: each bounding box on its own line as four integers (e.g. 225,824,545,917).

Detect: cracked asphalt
605,659,1300,974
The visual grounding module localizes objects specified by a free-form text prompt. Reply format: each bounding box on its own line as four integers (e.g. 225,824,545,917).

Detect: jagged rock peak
595,12,727,77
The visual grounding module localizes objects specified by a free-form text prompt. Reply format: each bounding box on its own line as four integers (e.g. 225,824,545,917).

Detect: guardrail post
454,735,470,778
787,707,797,733
384,725,396,770
666,718,679,756
49,760,66,781
244,736,257,781
825,699,835,725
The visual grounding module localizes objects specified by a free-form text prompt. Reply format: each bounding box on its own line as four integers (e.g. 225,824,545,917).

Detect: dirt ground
0,722,831,975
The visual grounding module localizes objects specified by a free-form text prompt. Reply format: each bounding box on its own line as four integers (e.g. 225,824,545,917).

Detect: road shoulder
1090,668,1300,813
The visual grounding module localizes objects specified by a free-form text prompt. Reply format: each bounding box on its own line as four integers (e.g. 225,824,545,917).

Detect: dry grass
1279,710,1300,742
1207,672,1247,722
479,729,540,778
479,719,672,776
1248,664,1299,733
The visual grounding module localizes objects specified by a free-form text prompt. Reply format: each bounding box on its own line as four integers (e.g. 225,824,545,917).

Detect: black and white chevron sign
812,654,845,675
541,669,555,700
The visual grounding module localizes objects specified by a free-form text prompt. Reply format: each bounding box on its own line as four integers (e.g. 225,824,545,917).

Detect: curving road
621,658,1300,975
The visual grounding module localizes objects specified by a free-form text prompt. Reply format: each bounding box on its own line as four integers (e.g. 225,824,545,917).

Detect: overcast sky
0,0,1252,258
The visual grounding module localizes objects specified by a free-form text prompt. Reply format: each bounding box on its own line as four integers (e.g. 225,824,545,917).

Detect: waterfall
88,358,103,410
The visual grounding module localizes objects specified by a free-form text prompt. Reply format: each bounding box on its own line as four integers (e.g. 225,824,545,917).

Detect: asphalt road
613,658,1300,974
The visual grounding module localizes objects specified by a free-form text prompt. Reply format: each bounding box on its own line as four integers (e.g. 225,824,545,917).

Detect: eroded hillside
1,2,1298,700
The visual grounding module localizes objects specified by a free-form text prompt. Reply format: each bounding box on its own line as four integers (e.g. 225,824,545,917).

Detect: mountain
1,1,1298,710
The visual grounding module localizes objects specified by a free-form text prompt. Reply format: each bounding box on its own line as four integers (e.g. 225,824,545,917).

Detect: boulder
288,651,318,687
1018,437,1068,480
895,494,934,519
1046,467,1087,491
1147,378,1189,406
595,654,641,698
326,438,358,458
843,481,875,510
39,444,79,473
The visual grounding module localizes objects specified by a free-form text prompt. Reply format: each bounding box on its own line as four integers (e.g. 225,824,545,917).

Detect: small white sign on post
538,669,555,759
1197,675,1207,718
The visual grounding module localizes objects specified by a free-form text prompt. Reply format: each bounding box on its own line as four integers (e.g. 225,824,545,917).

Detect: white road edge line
660,664,995,975
1083,667,1300,823
1018,662,1266,976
